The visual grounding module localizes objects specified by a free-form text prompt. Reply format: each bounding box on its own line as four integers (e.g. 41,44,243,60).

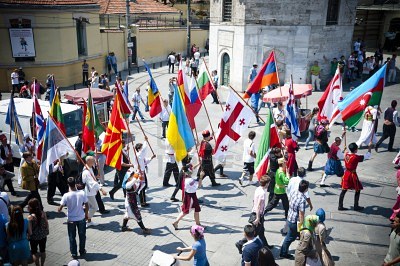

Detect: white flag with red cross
213,91,256,159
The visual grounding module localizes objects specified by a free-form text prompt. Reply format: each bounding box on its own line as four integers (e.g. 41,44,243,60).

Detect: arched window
221,53,230,85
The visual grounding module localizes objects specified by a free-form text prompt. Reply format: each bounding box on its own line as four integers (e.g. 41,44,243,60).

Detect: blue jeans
112,63,118,75
280,221,298,256
132,106,144,120
67,219,86,256
305,129,314,148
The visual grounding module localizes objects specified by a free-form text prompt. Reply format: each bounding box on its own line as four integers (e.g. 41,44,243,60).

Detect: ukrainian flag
167,83,195,162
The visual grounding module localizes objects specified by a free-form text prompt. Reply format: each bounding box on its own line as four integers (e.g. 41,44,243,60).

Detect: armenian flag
244,51,279,98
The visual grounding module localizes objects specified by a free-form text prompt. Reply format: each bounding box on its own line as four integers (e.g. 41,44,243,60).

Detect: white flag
318,67,342,122
213,92,256,159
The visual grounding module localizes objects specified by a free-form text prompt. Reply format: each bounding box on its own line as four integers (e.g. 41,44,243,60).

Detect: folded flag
197,63,214,101
317,67,342,122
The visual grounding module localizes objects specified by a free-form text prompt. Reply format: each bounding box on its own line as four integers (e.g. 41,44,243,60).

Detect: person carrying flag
198,130,220,187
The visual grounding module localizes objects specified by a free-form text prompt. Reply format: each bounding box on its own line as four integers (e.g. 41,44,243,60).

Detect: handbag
248,212,257,224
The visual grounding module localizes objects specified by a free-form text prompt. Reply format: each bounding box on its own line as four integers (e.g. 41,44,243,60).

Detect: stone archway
221,53,230,86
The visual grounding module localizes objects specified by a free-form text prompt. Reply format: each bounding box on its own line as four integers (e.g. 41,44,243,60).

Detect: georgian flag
213,92,255,159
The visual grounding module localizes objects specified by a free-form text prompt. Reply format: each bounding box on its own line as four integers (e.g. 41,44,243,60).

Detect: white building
209,0,358,91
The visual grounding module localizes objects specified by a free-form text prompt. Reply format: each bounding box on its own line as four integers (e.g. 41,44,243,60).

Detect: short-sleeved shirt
132,93,142,107
11,72,19,85
252,187,266,215
243,138,256,163
192,238,208,266
168,55,176,64
310,65,321,76
194,52,200,60
384,230,400,265
287,190,307,223
274,168,289,195
287,176,310,199
241,236,263,266
60,190,88,222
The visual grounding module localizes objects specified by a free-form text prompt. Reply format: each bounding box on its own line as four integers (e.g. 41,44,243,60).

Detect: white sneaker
86,221,98,227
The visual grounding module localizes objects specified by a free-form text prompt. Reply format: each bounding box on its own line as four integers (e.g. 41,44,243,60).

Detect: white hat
68,260,80,266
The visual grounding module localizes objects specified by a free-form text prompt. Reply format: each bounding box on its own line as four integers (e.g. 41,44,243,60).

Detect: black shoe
11,192,18,197
320,184,330,188
280,253,294,260
338,206,349,211
170,197,179,202
109,192,114,200
71,254,78,259
99,210,110,214
266,244,274,249
354,206,364,211
211,183,221,187
163,184,173,187
80,249,87,256
121,226,131,232
375,146,379,153
235,242,243,254
141,203,150,207
47,200,59,206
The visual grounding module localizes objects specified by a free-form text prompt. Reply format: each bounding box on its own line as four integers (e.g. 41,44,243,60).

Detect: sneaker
354,206,364,211
220,174,228,177
238,178,243,186
80,249,87,256
86,221,98,227
211,182,221,187
338,206,349,211
170,197,179,202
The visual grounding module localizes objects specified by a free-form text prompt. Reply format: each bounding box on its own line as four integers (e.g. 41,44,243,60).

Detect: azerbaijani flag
330,63,387,128
50,89,65,134
144,61,162,118
244,51,279,98
101,93,127,170
197,63,214,100
254,108,281,180
166,82,195,162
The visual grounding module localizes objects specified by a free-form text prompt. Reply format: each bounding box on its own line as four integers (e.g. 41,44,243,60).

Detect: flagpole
46,112,100,184
8,95,13,143
272,49,283,97
201,58,224,112
124,118,142,174
228,85,265,123
135,116,156,157
194,78,217,146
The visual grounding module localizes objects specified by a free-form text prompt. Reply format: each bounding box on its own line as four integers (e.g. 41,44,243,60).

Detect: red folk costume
341,152,364,191
284,137,298,176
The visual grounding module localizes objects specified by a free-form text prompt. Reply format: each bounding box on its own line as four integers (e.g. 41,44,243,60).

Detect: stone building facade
209,0,358,91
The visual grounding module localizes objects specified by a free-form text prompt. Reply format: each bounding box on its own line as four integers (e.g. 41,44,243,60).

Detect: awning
64,88,114,105
263,84,313,103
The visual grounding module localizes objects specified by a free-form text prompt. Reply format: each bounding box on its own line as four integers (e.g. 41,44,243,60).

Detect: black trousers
267,172,276,203
110,171,126,197
264,193,289,219
95,191,106,212
20,190,43,210
214,164,224,175
376,124,396,151
339,190,361,208
2,179,15,193
197,161,216,182
139,189,146,204
47,172,68,201
162,121,169,138
211,90,219,104
168,63,175,73
163,162,179,186
82,72,88,86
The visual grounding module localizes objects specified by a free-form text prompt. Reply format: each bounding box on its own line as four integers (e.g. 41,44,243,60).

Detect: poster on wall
9,28,36,58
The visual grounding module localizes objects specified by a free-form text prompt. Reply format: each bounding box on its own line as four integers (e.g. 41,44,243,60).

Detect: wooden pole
272,49,283,97
201,58,224,112
125,118,142,173
135,116,156,157
228,85,265,123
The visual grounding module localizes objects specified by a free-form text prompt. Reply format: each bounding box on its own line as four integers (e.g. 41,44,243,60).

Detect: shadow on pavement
81,252,118,262
152,241,182,254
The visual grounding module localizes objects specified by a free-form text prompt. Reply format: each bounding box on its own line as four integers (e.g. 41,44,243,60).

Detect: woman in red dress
338,142,371,211
284,129,299,177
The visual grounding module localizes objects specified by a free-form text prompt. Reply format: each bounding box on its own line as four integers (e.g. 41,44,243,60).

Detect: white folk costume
356,106,377,147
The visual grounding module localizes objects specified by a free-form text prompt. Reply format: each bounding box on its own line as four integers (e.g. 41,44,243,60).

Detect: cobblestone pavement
5,57,400,265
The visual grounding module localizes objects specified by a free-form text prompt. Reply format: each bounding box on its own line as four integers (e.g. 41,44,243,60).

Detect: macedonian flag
101,92,127,170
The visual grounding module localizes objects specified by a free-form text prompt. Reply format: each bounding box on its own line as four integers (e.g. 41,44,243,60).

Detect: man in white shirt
162,139,179,187
58,177,89,259
160,99,171,138
353,38,361,52
273,102,285,122
194,48,201,64
239,131,257,186
131,88,145,122
168,53,176,74
10,69,19,93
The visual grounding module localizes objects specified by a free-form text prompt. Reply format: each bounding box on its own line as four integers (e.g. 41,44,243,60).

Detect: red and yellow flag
50,89,65,134
101,93,127,170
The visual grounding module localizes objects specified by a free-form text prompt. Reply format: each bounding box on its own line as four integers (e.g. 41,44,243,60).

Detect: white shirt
60,190,88,222
194,51,200,60
135,142,152,173
184,177,198,193
354,41,361,52
252,187,266,214
287,176,310,199
0,192,10,221
91,76,99,88
168,54,176,64
165,140,176,164
82,168,99,196
160,104,171,122
132,93,142,107
11,72,19,85
273,107,285,122
243,138,256,163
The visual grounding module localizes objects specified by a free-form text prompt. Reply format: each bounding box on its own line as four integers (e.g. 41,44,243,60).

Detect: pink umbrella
263,84,313,103
64,88,114,105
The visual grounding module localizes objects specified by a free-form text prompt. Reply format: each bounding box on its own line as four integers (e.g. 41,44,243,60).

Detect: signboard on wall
9,28,36,58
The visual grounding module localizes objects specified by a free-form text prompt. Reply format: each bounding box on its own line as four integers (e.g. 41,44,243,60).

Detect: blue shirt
241,236,263,266
0,214,7,248
249,67,257,82
250,93,261,109
192,238,208,266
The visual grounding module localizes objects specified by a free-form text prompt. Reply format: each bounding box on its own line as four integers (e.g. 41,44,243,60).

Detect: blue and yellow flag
167,83,195,162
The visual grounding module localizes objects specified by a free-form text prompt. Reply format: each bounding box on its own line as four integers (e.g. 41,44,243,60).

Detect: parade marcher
307,119,330,171
109,140,133,200
280,179,309,260
285,129,299,177
121,171,151,234
376,100,399,152
131,88,145,122
47,159,68,205
170,163,189,202
390,169,400,221
134,139,156,207
213,156,227,178
174,225,209,266
95,137,106,185
163,139,179,187
320,134,346,187
314,208,334,266
294,215,319,266
0,134,17,196
28,198,49,266
198,130,221,186
383,213,400,266
356,105,378,148
239,131,257,186
58,177,89,259
264,158,290,219
305,107,319,150
20,152,42,210
160,99,171,139
338,142,371,211
287,167,313,211
273,102,285,123
241,225,263,266
172,165,203,230
268,147,282,203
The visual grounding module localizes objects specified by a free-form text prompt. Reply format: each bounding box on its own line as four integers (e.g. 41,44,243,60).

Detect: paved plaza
5,59,400,266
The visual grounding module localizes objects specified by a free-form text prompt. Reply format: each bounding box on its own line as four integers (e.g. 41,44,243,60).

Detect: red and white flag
317,67,342,122
213,92,255,159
